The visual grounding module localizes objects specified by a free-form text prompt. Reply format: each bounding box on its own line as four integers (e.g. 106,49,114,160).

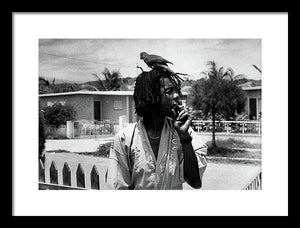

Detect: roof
39,90,135,97
39,90,188,97
241,86,262,91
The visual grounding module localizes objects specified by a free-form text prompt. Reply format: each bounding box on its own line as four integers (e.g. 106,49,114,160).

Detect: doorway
249,98,257,120
93,101,101,121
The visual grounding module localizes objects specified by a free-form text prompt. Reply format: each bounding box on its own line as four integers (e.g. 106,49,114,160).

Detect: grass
207,147,261,159
205,138,261,149
46,142,112,158
205,138,261,161
77,142,111,157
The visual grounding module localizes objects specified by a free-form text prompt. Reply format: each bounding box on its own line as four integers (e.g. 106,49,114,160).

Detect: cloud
39,39,261,82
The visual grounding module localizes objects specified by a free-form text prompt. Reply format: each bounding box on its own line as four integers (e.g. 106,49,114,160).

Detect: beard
169,108,177,119
163,106,178,120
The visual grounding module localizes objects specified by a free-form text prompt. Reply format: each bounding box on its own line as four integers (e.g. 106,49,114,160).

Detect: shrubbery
39,108,46,163
43,102,76,128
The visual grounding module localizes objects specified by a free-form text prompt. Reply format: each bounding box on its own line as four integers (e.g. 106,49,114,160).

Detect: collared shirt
106,117,207,190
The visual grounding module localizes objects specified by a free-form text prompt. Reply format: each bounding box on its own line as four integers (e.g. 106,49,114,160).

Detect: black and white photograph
13,13,288,216
38,38,262,191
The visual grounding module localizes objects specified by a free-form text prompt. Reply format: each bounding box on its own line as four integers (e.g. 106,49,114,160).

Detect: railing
39,158,262,190
46,120,118,139
39,159,88,190
45,125,67,137
191,120,262,134
73,120,117,137
39,155,114,190
243,168,262,190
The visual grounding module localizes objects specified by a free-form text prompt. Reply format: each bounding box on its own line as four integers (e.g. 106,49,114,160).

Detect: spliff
175,105,191,122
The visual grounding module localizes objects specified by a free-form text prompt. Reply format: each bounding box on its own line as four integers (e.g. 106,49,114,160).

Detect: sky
39,39,261,83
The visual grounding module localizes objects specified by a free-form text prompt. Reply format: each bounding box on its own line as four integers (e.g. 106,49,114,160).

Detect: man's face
159,77,181,118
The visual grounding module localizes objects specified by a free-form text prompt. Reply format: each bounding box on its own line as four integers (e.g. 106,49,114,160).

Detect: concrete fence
39,153,114,190
39,154,262,190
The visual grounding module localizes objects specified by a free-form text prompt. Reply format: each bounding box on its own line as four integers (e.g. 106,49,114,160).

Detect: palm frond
252,64,262,73
218,67,224,79
225,67,235,77
206,61,216,68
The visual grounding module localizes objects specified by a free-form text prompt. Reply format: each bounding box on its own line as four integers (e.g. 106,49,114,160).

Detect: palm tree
206,61,236,81
39,77,51,94
92,67,122,91
197,61,246,148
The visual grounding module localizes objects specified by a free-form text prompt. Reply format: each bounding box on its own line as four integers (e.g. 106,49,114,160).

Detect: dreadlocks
133,68,183,118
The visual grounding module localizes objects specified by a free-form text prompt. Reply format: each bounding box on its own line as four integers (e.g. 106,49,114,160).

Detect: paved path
184,162,261,190
45,138,113,152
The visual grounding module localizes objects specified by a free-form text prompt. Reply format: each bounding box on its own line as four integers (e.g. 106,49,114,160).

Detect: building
39,90,188,123
241,86,262,120
39,85,261,123
39,90,136,123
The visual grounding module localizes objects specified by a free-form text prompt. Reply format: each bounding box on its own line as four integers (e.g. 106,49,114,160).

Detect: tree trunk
212,111,217,148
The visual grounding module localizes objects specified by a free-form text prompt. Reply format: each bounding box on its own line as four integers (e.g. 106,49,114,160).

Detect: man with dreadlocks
106,67,207,190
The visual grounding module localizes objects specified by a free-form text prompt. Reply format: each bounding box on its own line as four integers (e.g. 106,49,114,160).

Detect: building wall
39,95,94,120
39,94,137,123
100,95,128,121
102,95,137,123
245,89,261,99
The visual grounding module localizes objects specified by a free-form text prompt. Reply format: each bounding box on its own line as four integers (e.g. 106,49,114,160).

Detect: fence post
76,163,85,188
50,161,58,184
66,121,74,139
119,115,127,130
39,159,45,183
62,162,71,186
90,165,100,190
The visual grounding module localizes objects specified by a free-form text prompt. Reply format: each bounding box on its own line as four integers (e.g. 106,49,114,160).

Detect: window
113,100,123,110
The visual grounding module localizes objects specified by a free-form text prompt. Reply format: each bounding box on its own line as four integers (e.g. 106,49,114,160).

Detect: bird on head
140,52,173,69
139,52,186,82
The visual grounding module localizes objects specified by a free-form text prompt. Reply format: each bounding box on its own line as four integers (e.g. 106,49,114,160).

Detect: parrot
140,52,186,81
140,52,173,69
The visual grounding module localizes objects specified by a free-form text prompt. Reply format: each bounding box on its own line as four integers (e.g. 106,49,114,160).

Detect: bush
235,111,249,121
39,109,46,162
95,142,112,157
76,142,112,157
45,133,69,140
43,102,76,128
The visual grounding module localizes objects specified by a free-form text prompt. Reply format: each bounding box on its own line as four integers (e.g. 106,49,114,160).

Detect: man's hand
173,109,194,140
174,108,202,189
